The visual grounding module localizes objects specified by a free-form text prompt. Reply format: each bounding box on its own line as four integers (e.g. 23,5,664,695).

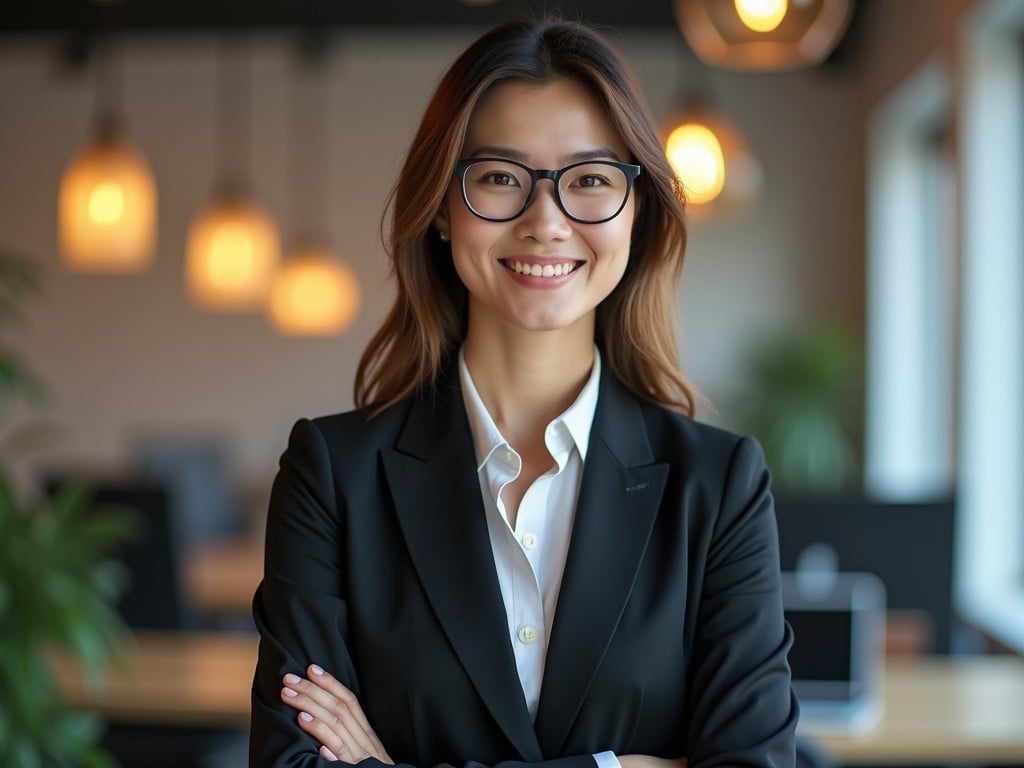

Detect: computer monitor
774,495,957,653
783,570,886,733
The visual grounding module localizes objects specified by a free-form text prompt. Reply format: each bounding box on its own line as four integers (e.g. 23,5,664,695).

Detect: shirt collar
459,346,601,471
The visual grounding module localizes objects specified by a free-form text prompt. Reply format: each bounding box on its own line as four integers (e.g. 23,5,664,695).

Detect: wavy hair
355,18,697,416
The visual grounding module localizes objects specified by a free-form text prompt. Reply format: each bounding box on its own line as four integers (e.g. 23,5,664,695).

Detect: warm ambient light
186,197,281,311
674,0,853,71
58,134,157,272
666,123,726,205
663,107,762,218
268,247,360,336
734,0,788,32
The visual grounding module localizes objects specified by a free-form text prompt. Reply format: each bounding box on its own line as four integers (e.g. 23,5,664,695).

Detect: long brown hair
355,18,697,416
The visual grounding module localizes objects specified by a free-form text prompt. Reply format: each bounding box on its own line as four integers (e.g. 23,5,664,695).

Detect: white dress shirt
459,348,619,768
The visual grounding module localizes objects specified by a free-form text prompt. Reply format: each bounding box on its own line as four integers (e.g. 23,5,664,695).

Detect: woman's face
435,78,635,338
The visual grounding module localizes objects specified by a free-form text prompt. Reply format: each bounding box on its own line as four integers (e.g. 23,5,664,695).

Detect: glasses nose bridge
526,167,563,210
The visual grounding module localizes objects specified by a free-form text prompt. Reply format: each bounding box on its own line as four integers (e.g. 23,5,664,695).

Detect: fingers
280,666,392,764
308,666,391,758
307,665,382,747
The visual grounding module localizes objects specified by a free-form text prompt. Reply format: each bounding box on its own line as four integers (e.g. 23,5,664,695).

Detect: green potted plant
727,322,862,495
0,247,135,768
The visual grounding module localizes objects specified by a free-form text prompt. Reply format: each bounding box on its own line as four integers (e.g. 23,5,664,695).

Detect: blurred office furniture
134,438,241,542
185,533,264,616
42,477,246,765
134,439,261,628
784,571,887,733
796,736,835,768
51,631,255,728
50,631,254,767
802,655,1024,764
50,637,1024,766
774,495,964,654
44,478,198,630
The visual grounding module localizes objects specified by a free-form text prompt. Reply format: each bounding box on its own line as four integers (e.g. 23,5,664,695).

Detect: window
865,61,955,499
957,0,1024,652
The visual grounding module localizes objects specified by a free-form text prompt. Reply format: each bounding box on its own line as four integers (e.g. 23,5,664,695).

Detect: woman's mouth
502,259,582,277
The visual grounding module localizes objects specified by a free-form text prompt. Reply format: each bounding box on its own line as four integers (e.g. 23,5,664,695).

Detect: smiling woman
250,17,797,768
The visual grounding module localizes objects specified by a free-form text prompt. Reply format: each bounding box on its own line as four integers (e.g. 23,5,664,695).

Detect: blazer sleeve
685,436,799,768
249,418,610,768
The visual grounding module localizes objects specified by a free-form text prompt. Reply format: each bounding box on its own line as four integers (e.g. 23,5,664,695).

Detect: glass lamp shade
268,247,360,336
58,134,157,272
674,0,853,71
186,197,281,311
664,108,762,218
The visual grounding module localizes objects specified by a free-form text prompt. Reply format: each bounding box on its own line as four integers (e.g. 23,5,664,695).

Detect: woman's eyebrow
464,146,529,161
463,146,625,165
564,147,623,163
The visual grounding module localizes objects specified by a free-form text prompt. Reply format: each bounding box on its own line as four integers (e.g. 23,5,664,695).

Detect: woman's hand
281,664,394,764
619,757,687,768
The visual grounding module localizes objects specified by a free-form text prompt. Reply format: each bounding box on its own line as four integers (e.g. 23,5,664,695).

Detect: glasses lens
460,160,533,220
558,163,631,223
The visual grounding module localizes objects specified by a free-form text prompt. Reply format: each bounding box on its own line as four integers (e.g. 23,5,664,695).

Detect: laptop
782,570,886,734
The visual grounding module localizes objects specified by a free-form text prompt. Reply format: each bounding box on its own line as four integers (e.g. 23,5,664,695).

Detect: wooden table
51,631,257,728
53,638,1024,765
184,536,264,615
803,655,1024,764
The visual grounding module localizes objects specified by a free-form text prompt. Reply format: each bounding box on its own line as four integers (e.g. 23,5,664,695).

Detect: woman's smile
504,258,581,278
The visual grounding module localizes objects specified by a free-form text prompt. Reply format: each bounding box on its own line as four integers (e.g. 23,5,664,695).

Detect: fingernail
322,746,339,761
310,664,324,676
284,673,301,685
282,687,297,698
300,712,314,722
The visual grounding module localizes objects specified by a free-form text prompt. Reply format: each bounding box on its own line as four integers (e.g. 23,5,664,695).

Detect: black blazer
251,365,797,768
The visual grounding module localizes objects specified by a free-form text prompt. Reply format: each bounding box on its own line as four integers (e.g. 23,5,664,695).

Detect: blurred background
1,0,1023,766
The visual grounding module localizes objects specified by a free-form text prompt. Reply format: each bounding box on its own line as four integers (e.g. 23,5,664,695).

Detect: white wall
0,27,864,512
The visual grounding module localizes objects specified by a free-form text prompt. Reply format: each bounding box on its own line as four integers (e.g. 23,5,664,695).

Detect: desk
185,536,264,615
51,631,257,728
53,642,1024,763
803,656,1024,764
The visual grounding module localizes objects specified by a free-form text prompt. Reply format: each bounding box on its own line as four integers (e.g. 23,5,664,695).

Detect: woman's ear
433,204,450,242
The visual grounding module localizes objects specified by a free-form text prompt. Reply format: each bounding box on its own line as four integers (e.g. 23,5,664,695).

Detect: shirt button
517,625,539,644
521,533,538,550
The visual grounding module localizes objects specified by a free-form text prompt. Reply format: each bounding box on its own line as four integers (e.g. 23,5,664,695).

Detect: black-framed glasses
453,157,642,224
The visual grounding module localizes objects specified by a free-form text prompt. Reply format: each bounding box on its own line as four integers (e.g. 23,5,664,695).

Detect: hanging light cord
286,38,333,249
216,36,252,200
92,34,124,139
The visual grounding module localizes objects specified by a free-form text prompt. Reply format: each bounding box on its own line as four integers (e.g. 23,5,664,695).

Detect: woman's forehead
463,79,629,163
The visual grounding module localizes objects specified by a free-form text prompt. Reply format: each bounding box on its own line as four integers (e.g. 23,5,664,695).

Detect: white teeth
509,260,576,277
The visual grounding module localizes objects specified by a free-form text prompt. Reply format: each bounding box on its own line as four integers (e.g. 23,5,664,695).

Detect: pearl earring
438,231,450,242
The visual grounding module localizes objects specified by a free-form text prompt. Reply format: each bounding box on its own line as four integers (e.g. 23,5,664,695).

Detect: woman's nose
514,182,573,242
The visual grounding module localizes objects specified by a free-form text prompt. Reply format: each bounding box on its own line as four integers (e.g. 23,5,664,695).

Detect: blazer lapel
534,371,669,755
381,371,542,761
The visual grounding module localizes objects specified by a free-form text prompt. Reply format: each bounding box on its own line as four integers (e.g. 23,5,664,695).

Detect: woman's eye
482,172,518,187
576,174,609,187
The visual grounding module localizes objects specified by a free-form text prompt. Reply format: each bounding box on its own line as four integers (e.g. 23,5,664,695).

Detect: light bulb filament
87,181,126,225
734,0,788,33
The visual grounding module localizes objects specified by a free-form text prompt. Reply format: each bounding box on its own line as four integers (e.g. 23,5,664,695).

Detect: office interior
2,0,1023,766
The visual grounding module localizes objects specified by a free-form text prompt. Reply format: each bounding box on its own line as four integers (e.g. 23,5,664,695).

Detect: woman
250,17,797,768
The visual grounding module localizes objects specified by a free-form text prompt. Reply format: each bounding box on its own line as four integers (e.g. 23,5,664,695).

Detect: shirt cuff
593,751,622,768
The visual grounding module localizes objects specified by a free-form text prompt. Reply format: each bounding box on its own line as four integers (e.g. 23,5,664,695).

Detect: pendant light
674,0,854,71
59,38,156,273
186,38,281,311
268,245,360,336
664,90,762,220
268,38,360,337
